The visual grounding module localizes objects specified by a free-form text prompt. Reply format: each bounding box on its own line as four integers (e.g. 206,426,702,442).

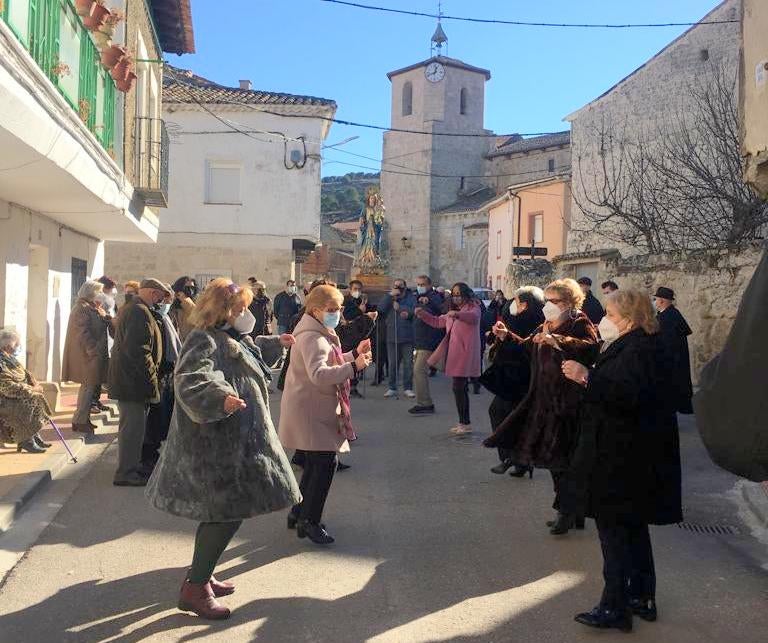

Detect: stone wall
556,244,764,381
567,0,741,256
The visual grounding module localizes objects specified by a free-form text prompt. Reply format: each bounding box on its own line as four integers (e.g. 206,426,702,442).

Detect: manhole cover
676,522,740,536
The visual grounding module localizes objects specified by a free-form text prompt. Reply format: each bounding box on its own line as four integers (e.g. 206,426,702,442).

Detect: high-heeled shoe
297,520,334,544
17,439,46,454
32,434,51,449
549,512,574,535
509,465,534,479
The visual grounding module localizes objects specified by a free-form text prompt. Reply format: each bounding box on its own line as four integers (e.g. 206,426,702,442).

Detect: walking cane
392,298,400,399
48,419,78,463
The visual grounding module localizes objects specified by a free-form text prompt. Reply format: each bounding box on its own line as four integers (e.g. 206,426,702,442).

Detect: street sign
512,246,548,257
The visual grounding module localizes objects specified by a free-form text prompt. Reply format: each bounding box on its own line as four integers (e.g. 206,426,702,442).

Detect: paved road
1,376,767,642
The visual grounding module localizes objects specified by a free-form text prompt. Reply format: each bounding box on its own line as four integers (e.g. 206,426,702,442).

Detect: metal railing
1,0,116,154
133,116,169,207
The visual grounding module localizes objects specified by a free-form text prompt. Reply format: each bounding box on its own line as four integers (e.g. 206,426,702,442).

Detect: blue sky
176,0,725,177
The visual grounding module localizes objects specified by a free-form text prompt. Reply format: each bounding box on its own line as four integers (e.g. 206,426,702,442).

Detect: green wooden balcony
1,0,116,155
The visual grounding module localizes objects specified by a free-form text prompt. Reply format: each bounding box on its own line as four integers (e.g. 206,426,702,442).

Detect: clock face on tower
425,62,446,83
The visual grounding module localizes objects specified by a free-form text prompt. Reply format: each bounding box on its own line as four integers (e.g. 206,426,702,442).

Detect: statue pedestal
354,271,390,296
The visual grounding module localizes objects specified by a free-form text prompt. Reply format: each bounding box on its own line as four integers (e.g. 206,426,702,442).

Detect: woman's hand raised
279,333,295,348
224,395,246,414
354,351,372,371
356,339,371,355
492,321,508,340
561,360,589,386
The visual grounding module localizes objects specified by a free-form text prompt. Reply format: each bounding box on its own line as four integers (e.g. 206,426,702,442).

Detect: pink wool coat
278,313,355,453
416,301,482,378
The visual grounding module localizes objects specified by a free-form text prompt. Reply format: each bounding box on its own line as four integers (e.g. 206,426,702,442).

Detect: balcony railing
1,0,117,154
134,117,169,207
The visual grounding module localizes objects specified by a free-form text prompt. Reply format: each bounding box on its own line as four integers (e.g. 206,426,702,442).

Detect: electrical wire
320,0,738,29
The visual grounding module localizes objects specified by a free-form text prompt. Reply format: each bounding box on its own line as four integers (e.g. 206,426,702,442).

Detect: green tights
188,520,243,584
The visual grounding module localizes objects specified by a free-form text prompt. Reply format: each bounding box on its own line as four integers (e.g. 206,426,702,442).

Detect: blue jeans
277,324,289,335
387,342,414,390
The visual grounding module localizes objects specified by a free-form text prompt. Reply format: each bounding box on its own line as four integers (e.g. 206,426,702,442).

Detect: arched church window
460,88,468,115
402,81,413,116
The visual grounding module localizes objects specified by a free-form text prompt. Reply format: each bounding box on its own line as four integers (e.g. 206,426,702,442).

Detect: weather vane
431,0,447,56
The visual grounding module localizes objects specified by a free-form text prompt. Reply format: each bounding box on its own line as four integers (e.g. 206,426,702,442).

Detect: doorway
26,245,50,380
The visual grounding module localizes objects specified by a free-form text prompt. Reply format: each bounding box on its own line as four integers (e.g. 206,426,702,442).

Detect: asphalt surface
1,375,767,642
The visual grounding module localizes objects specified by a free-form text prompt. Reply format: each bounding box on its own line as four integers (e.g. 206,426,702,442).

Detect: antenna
431,0,447,56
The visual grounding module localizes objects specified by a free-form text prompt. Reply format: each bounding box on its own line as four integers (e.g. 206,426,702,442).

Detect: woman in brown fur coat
484,278,599,535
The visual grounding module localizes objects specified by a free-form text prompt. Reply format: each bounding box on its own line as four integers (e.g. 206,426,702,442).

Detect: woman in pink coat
279,285,372,544
415,282,481,434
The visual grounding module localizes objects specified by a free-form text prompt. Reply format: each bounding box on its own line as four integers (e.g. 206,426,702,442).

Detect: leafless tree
573,64,768,253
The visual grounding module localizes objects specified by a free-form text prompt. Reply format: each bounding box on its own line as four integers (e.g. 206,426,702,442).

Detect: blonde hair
124,280,140,292
190,278,254,329
606,289,659,334
304,284,343,316
544,278,585,310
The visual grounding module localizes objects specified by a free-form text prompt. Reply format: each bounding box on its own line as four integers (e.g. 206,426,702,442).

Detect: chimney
239,80,252,90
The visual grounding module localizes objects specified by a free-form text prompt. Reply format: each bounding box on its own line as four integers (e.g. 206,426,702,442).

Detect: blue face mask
155,303,171,316
323,311,341,329
416,286,428,295
13,346,23,359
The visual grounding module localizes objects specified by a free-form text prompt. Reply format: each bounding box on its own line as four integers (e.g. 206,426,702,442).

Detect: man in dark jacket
654,287,693,414
378,279,416,398
273,280,302,335
409,275,445,414
109,278,167,486
578,277,605,325
247,278,273,337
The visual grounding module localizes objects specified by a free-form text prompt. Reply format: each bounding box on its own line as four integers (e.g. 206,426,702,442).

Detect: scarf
330,343,357,442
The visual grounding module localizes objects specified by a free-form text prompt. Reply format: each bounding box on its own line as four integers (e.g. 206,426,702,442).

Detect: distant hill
321,172,380,223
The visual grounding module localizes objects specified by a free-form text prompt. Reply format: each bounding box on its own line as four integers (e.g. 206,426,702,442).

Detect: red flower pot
115,71,137,93
75,0,94,17
83,4,110,31
110,58,132,82
100,45,126,70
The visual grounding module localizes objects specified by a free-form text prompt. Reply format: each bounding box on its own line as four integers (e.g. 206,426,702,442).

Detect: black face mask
183,286,198,299
124,293,135,302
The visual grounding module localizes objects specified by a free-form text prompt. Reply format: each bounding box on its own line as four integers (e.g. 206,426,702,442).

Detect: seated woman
0,329,53,453
562,288,682,633
146,278,300,620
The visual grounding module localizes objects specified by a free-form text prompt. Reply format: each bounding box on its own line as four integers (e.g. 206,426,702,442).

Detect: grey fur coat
146,329,301,522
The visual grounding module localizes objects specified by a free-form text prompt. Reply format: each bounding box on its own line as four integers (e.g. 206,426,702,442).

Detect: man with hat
109,278,170,486
654,286,694,414
577,276,605,325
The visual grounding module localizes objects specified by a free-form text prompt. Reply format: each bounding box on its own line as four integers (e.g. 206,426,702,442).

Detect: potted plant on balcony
78,98,91,124
83,0,110,31
100,44,126,70
52,62,72,78
75,0,95,17
111,54,137,92
93,9,124,49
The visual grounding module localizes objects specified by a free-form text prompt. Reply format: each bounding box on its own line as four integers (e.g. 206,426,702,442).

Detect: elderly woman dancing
146,278,300,620
0,329,53,453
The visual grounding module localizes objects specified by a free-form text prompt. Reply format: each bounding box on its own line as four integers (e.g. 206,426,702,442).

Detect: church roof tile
434,186,497,214
488,131,570,158
387,56,491,80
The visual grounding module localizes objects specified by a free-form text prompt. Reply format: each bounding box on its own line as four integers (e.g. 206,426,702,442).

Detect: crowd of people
0,270,695,631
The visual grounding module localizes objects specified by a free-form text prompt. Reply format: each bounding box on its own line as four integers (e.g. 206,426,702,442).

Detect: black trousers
452,377,470,424
488,395,517,463
292,451,337,524
142,374,174,468
596,518,656,610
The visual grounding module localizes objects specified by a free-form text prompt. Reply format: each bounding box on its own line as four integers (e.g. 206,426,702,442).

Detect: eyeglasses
545,298,564,304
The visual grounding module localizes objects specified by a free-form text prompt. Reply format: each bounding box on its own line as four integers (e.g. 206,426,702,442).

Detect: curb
741,481,768,528
0,403,118,534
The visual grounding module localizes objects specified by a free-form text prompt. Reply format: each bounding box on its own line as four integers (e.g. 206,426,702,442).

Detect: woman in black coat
485,286,545,477
562,288,682,633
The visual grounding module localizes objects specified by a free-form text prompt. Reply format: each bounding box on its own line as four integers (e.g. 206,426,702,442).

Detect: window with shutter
206,161,242,205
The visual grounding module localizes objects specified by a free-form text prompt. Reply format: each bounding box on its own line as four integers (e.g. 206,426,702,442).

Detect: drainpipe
510,190,522,262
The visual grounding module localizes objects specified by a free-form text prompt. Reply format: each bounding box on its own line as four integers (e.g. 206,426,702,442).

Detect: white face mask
288,285,297,294
350,290,361,299
233,309,257,335
509,300,518,316
598,317,621,343
542,301,563,322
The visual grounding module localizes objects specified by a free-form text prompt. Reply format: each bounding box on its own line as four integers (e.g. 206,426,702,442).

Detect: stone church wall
567,0,741,257
486,146,571,194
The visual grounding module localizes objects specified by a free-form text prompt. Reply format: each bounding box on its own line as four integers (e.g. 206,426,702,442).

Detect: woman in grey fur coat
146,278,300,620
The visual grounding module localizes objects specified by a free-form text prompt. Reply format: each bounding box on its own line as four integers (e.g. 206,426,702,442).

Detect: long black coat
657,306,693,414
576,329,683,525
582,291,605,325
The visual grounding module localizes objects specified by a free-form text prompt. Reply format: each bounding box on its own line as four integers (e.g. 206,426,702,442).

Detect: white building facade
106,68,337,295
0,0,194,383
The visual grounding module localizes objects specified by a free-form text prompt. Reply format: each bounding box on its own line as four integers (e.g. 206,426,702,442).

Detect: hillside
321,172,380,223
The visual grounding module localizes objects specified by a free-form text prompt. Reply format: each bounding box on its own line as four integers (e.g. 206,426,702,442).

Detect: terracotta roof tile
488,131,570,157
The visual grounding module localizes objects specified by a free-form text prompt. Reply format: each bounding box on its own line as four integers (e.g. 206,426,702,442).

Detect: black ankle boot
509,465,534,479
297,520,334,544
33,434,52,449
490,459,513,474
574,606,632,632
628,597,657,622
549,512,574,535
17,439,46,454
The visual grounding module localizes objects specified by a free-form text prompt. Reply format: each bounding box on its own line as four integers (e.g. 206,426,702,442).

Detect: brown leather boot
209,575,235,597
178,580,231,619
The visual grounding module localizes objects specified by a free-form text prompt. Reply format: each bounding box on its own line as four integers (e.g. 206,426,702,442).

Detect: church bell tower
381,19,491,282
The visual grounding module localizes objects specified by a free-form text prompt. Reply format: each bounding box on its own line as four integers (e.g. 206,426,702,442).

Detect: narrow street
1,376,767,642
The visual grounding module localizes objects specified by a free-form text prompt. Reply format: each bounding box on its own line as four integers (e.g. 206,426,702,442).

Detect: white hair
0,328,20,351
514,286,545,306
95,292,115,312
77,279,104,302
